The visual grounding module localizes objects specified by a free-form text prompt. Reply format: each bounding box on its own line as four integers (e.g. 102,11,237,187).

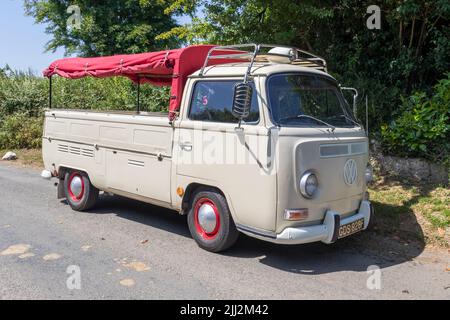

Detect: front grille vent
320,142,367,158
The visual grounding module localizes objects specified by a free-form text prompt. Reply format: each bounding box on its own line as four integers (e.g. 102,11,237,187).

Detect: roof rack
199,43,327,79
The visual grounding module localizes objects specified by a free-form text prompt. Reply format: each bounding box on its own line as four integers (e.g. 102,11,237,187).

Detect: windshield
267,74,358,127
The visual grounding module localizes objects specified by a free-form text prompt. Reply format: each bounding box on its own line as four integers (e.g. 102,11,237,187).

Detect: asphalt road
0,163,448,299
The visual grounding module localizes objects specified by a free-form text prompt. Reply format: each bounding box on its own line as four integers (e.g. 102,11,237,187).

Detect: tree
24,0,181,56
158,0,335,47
161,0,450,129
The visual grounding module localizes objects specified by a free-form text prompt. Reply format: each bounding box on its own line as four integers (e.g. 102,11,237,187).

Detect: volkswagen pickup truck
41,44,373,252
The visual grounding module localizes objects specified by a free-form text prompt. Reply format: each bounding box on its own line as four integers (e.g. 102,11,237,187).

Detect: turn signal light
284,208,309,221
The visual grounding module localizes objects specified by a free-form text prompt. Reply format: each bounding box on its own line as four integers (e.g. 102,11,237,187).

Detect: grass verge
0,148,43,169
369,180,449,248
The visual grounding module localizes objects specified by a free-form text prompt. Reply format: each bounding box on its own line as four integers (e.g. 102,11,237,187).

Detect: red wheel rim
194,198,220,240
68,172,84,202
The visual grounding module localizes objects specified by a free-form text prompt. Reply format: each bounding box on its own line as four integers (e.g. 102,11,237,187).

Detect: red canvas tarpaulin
43,45,239,120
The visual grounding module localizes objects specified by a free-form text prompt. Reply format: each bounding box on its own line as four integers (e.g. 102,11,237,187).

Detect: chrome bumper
239,201,372,245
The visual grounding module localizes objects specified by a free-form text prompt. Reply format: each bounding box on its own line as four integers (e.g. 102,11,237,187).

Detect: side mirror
232,82,252,121
340,87,358,117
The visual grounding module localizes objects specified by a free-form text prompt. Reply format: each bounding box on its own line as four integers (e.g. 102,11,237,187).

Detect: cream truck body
42,47,373,252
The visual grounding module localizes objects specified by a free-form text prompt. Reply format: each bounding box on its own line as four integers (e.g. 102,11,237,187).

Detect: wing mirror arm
341,87,358,118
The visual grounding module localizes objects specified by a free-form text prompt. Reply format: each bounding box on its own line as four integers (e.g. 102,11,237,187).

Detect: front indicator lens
300,172,318,198
284,208,309,221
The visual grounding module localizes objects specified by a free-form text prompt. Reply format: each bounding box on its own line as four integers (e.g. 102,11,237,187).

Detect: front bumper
239,200,372,245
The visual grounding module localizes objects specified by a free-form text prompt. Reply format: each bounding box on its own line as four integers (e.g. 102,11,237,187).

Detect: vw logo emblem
343,159,357,185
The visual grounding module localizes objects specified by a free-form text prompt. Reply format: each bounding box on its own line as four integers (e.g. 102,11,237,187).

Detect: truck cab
42,44,373,252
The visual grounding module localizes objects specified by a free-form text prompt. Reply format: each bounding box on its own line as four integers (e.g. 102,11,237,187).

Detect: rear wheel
63,170,99,211
187,188,239,252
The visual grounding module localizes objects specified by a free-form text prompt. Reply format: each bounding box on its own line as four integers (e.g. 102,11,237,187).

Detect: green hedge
0,71,170,149
0,71,170,116
381,73,450,166
1,70,449,166
0,113,43,149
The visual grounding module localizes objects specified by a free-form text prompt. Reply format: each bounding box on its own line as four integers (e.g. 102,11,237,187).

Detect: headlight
365,165,373,183
299,172,318,198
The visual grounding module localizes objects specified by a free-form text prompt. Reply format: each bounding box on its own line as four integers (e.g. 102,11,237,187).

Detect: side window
189,81,259,123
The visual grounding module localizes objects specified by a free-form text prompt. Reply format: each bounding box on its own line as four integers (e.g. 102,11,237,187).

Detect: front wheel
63,170,99,211
187,188,239,252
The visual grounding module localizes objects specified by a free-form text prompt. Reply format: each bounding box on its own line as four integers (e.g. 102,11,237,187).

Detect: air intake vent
69,146,81,155
128,159,145,167
58,144,93,158
57,144,69,153
351,142,367,155
81,148,94,158
320,144,348,157
320,142,367,158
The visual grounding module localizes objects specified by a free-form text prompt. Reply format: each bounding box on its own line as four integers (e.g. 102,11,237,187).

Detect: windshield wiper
330,114,361,128
278,114,336,132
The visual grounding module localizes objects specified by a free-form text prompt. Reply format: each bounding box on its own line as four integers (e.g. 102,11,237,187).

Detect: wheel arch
57,166,101,188
57,166,99,198
182,183,234,218
57,165,90,179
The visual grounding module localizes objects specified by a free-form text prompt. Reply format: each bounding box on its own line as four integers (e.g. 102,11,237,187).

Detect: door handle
179,143,192,151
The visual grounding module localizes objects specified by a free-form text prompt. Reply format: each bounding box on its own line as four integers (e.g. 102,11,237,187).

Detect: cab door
174,78,277,231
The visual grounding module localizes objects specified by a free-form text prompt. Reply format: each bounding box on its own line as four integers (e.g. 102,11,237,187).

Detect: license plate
338,218,364,239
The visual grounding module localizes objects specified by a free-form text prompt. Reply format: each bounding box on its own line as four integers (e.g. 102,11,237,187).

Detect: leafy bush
381,73,450,165
0,70,170,115
0,113,43,149
51,76,170,112
0,69,170,150
0,70,47,116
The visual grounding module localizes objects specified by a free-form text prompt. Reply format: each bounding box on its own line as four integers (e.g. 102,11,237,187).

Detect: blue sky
0,0,66,74
0,0,192,75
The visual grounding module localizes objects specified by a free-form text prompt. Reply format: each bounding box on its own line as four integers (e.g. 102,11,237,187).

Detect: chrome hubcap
70,176,83,198
197,203,217,234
